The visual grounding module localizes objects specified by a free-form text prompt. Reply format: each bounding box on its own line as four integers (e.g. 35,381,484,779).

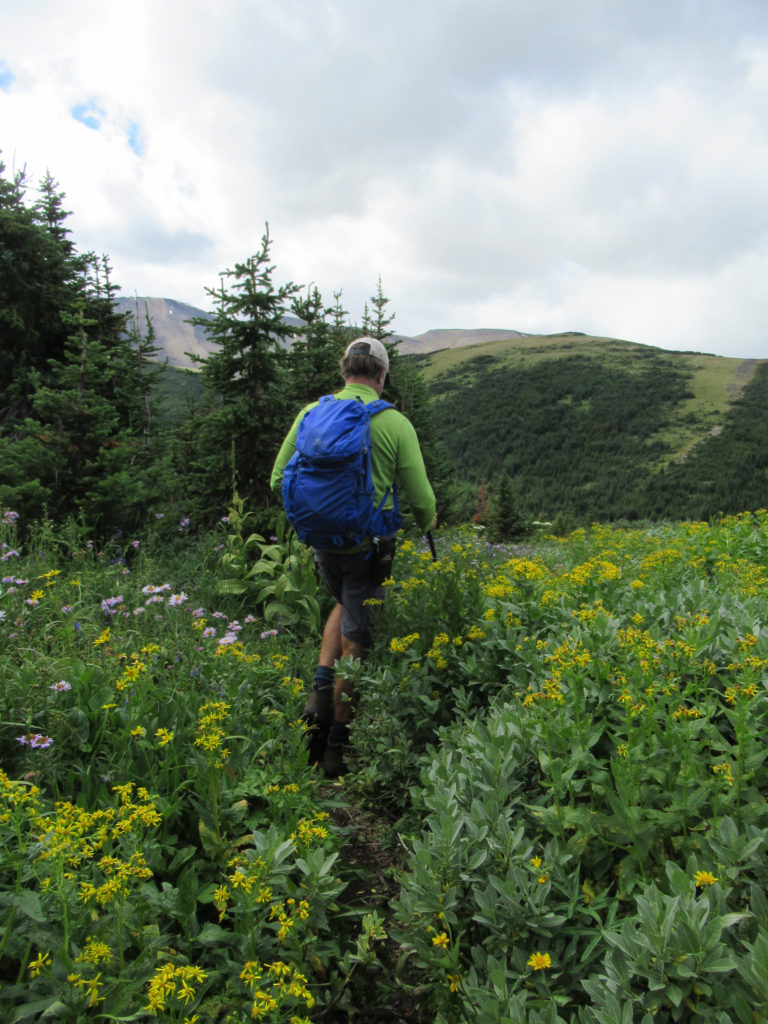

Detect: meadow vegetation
3,506,768,1022
4,150,768,1023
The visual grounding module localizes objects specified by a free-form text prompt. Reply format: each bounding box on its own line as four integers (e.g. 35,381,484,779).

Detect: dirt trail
728,358,760,398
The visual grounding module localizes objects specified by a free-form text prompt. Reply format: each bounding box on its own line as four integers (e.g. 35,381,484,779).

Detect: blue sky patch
0,61,15,89
71,101,105,130
126,121,144,157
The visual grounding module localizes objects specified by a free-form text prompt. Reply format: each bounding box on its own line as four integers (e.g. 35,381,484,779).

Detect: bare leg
334,634,366,724
319,603,343,666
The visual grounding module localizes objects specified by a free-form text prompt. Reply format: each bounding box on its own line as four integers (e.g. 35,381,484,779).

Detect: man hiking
270,336,436,777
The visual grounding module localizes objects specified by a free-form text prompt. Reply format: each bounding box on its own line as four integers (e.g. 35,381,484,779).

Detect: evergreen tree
34,170,74,248
188,226,301,513
288,285,343,403
367,275,396,340
360,301,373,336
31,298,123,521
0,252,169,531
487,474,528,542
0,162,81,423
0,160,171,532
328,290,354,351
27,257,166,531
122,298,167,450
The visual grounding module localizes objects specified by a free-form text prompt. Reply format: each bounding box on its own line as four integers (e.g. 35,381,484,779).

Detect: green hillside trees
429,351,694,523
0,163,175,531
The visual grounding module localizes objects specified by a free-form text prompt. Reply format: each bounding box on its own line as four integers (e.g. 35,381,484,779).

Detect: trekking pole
426,530,437,562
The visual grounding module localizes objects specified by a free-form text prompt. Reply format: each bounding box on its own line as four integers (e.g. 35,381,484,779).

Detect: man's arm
394,418,436,533
270,412,303,492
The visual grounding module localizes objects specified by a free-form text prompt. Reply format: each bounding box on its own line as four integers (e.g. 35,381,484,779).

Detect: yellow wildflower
28,951,51,977
528,951,552,970
694,870,718,887
155,727,174,747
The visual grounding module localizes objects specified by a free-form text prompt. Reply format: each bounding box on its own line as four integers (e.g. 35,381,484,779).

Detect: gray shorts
314,540,394,646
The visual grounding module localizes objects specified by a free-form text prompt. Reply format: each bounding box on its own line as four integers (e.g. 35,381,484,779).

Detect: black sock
314,665,334,690
328,720,350,746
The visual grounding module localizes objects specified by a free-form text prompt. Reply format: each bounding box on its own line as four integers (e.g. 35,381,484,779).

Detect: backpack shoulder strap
366,399,396,417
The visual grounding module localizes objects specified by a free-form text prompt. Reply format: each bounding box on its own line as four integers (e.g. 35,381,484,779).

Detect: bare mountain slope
116,296,525,368
115,297,213,369
395,327,528,354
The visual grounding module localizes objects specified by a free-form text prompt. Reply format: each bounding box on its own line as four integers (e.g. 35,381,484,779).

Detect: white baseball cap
343,336,389,372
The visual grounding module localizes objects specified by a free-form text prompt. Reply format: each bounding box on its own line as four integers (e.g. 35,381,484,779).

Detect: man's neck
343,375,384,397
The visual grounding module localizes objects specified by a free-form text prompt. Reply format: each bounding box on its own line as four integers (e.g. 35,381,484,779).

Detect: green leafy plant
214,496,324,634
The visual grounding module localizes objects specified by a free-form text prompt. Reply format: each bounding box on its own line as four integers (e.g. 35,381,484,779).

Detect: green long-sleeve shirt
270,382,436,536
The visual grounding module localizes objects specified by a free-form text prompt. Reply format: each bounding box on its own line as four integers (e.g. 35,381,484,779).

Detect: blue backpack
281,395,402,549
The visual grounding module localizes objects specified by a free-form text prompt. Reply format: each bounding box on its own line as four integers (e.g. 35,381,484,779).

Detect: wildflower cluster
427,632,450,670
240,960,315,1020
291,811,330,847
144,963,207,1014
17,732,54,749
390,632,420,653
194,699,232,767
270,897,312,941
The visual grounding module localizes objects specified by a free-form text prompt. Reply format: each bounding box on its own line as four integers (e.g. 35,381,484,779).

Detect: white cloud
1,0,767,357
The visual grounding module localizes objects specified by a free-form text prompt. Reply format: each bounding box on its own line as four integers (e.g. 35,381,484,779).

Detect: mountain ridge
116,296,532,368
120,297,768,525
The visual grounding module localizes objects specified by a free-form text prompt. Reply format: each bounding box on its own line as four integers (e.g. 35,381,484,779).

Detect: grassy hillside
413,333,767,524
155,364,207,422
149,329,768,527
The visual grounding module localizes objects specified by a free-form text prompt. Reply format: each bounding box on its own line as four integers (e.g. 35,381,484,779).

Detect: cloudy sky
2,0,767,358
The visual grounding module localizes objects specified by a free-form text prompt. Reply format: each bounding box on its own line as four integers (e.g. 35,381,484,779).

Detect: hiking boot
302,684,334,725
323,740,348,778
302,685,333,767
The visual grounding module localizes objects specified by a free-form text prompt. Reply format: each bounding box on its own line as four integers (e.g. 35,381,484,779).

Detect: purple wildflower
17,733,54,749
